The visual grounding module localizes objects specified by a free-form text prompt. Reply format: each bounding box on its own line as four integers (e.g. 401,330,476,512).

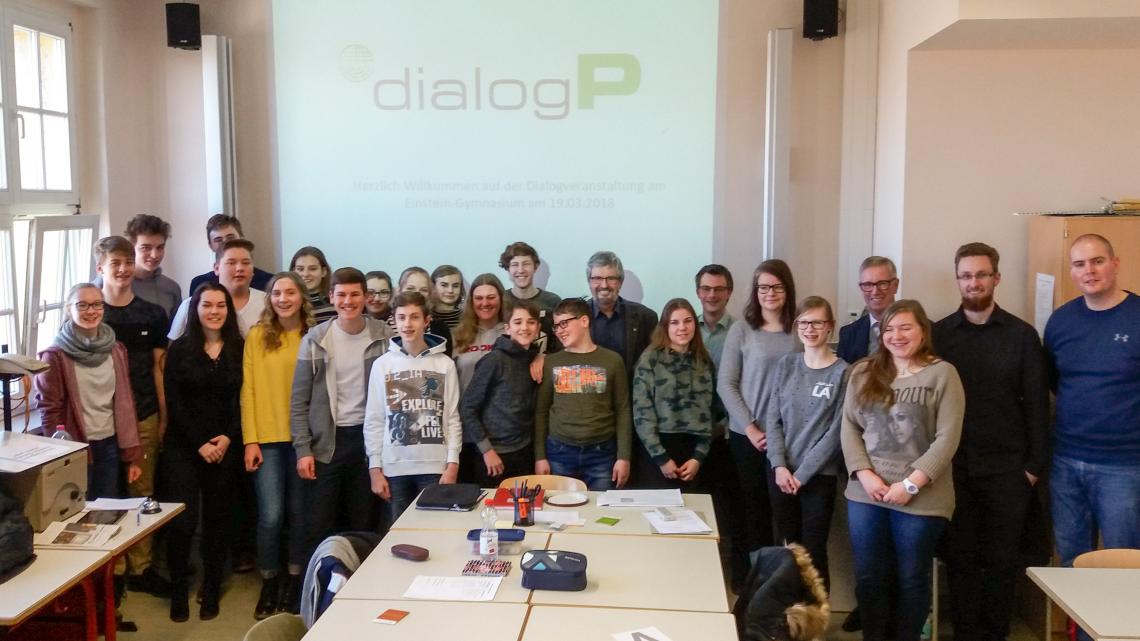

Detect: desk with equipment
311,486,734,641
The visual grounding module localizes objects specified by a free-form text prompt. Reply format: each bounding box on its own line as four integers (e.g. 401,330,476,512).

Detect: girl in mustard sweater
241,272,314,618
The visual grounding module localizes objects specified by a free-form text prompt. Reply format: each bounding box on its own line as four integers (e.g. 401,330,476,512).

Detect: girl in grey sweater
765,296,847,589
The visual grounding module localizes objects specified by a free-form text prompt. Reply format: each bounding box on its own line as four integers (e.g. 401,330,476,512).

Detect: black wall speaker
166,3,201,50
803,0,839,40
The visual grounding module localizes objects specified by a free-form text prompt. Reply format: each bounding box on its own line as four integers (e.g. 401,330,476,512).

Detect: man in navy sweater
1044,234,1140,577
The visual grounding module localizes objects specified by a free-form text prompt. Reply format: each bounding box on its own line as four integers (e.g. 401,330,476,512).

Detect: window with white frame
2,6,77,204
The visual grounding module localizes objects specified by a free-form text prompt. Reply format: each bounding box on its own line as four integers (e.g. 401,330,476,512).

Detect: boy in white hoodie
364,292,462,520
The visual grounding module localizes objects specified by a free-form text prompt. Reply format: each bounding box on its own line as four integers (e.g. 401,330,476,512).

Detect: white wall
902,47,1140,322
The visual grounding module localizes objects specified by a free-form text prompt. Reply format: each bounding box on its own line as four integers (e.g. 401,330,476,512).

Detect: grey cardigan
290,317,393,464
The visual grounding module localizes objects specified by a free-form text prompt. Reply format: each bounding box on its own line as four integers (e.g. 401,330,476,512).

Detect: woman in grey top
765,296,847,590
840,300,964,641
717,259,801,557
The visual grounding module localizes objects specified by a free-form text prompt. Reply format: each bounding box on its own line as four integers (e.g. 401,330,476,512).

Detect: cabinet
1026,215,1140,317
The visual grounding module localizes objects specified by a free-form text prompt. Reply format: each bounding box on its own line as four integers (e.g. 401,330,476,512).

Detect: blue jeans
86,436,121,501
388,473,442,522
545,437,616,491
253,442,306,577
1051,454,1140,566
848,500,948,641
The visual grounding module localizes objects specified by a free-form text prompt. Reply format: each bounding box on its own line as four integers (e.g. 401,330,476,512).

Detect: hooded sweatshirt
364,333,463,477
459,335,539,454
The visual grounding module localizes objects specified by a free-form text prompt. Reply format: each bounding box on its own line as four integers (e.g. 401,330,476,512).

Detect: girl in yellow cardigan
241,272,314,619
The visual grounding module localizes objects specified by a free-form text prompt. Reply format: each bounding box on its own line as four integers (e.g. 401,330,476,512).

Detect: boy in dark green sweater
534,299,631,489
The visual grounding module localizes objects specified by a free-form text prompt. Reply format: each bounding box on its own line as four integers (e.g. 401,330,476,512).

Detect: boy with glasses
534,299,632,490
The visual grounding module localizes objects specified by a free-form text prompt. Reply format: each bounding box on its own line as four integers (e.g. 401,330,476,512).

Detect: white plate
544,491,588,507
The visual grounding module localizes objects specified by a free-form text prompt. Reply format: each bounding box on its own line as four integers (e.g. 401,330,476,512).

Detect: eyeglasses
756,284,786,294
858,279,897,292
73,302,104,312
796,320,830,330
588,276,621,286
552,317,584,331
697,286,730,295
955,271,995,282
366,289,392,299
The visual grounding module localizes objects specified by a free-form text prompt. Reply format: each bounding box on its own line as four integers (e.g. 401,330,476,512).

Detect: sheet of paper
1034,273,1055,336
613,626,676,641
0,434,77,472
86,497,146,510
402,575,502,601
642,509,712,535
598,489,684,507
534,510,583,526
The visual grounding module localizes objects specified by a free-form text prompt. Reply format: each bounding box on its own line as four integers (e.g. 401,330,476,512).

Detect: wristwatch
902,477,920,495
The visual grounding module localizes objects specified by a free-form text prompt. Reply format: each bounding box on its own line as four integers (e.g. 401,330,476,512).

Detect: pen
137,510,141,526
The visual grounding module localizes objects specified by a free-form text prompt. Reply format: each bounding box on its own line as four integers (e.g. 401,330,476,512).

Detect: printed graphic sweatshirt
364,334,463,478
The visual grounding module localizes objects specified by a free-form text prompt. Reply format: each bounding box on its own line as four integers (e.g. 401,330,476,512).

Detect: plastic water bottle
51,424,71,440
479,499,498,560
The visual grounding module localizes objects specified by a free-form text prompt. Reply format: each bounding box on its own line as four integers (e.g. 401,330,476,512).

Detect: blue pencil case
520,550,587,591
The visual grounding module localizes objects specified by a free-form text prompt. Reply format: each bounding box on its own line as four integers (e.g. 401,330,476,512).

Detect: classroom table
1027,567,1140,640
521,605,739,641
36,502,185,641
390,490,719,539
528,532,729,613
0,548,110,640
334,528,550,604
304,599,529,640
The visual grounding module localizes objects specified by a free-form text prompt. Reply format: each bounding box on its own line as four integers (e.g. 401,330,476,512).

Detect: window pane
13,26,39,109
18,111,44,190
35,307,61,353
43,115,70,190
0,230,17,353
39,32,67,113
0,119,7,190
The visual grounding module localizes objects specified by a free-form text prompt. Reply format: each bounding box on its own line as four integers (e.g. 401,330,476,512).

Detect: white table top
391,491,719,539
0,548,110,626
335,529,550,604
521,605,740,641
303,599,529,641
1028,567,1140,640
529,533,729,613
35,502,184,555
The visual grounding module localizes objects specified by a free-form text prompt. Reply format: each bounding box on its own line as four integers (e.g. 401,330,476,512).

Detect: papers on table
642,509,712,535
597,489,684,508
86,497,146,510
403,575,502,601
36,521,122,548
534,510,584,527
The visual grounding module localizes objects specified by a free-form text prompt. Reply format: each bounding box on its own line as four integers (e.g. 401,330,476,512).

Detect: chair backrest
242,613,307,641
1073,548,1140,568
497,474,587,492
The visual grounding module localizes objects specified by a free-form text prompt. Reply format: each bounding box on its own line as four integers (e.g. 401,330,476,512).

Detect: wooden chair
242,613,306,641
1073,548,1140,569
497,474,586,492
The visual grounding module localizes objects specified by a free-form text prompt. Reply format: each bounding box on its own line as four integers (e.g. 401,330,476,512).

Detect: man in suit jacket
584,251,658,380
837,256,899,364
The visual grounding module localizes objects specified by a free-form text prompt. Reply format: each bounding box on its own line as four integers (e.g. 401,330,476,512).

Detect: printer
0,431,88,531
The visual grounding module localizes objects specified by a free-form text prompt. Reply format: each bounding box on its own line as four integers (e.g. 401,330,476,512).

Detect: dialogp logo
339,45,374,82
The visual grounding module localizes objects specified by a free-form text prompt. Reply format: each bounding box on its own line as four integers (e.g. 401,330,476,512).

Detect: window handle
38,299,47,324
16,113,24,139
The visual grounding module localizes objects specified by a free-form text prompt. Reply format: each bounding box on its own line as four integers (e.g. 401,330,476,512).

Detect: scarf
54,320,117,367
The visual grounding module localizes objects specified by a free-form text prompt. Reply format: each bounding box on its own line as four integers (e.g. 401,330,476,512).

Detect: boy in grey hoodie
291,268,392,561
364,292,463,521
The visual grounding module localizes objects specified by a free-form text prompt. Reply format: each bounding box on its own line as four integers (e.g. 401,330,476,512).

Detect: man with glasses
501,241,562,352
695,264,735,366
933,242,1049,641
585,251,657,382
95,236,171,598
838,256,899,364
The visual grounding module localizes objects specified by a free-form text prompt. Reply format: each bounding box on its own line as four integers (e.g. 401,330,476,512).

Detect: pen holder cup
513,497,534,527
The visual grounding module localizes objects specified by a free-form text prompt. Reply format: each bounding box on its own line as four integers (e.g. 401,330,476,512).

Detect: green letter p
578,54,641,109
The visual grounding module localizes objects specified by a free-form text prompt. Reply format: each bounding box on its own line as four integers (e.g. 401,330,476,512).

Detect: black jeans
162,445,239,594
635,433,709,493
728,431,774,554
766,471,837,590
303,426,376,561
946,468,1032,641
473,444,535,488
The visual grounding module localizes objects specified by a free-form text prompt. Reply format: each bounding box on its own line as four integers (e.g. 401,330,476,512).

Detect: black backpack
0,485,35,583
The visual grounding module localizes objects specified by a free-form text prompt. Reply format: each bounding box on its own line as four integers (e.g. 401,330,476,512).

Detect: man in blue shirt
1044,234,1140,574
